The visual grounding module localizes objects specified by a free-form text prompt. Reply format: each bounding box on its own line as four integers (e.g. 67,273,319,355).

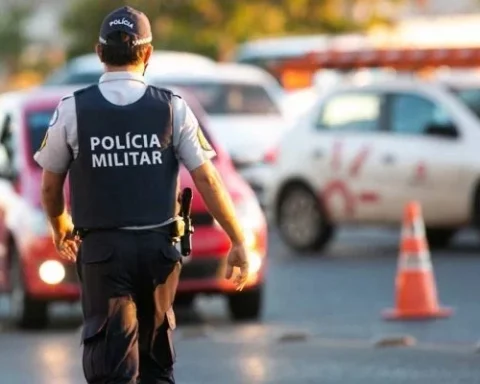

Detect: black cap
99,6,152,46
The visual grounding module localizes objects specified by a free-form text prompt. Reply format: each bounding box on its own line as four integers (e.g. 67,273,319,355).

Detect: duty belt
74,220,179,240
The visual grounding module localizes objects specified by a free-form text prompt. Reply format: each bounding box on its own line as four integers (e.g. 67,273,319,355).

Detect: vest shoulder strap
73,84,98,98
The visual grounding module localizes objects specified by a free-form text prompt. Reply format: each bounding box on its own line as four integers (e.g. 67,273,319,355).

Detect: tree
62,0,403,60
0,4,32,74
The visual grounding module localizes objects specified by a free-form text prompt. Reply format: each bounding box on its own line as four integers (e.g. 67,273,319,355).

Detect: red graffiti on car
321,141,380,216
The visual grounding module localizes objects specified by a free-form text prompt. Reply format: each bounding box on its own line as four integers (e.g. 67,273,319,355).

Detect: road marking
182,330,477,354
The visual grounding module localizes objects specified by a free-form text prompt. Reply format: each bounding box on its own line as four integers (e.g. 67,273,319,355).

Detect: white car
148,63,289,207
43,51,217,86
266,77,480,253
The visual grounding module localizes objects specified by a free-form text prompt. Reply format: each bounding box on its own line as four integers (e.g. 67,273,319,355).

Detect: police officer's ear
95,44,103,62
143,44,153,65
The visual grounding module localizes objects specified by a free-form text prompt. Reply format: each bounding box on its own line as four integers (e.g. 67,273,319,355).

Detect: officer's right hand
225,243,249,291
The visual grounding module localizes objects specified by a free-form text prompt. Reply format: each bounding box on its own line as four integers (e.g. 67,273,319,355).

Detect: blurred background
3,1,480,383
0,0,478,90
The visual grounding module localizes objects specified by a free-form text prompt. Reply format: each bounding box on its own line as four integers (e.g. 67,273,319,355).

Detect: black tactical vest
69,85,179,229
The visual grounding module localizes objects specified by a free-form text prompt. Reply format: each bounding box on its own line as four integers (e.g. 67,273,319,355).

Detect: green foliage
0,4,32,72
62,0,400,60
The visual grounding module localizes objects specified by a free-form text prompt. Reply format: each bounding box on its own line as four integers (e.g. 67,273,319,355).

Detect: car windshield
157,81,280,116
449,87,480,119
27,109,55,161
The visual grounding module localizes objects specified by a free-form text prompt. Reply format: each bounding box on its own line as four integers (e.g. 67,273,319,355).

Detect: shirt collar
99,71,146,84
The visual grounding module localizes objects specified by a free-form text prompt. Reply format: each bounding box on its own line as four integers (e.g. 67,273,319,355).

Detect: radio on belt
180,188,194,256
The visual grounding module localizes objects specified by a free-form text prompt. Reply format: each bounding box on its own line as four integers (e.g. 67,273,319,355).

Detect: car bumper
20,225,267,301
177,255,266,294
177,225,267,294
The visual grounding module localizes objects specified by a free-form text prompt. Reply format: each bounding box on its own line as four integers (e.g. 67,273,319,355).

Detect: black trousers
76,229,181,384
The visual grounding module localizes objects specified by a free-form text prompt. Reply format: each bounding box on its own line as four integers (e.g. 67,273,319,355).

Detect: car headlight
39,260,65,285
247,251,262,274
234,195,265,231
213,195,266,275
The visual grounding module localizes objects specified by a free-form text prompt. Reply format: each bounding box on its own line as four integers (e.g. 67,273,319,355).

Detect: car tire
227,285,263,322
9,250,49,330
174,293,195,308
277,183,334,253
425,227,456,250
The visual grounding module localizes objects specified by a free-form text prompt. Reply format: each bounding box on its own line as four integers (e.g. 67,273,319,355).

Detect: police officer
34,6,249,384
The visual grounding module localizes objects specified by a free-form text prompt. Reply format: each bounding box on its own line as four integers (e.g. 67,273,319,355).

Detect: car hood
205,115,290,163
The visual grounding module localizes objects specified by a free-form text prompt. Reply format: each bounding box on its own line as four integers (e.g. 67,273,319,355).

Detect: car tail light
263,147,278,164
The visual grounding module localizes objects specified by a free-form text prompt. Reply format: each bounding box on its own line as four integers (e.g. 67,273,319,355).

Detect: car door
381,91,468,225
307,90,393,223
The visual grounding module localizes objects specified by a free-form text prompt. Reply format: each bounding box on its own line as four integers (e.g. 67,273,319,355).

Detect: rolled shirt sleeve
172,96,216,171
33,96,76,174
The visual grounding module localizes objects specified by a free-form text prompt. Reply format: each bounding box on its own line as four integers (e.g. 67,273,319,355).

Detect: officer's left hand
51,213,80,262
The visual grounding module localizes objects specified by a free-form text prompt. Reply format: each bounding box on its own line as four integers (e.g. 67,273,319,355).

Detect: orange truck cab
269,46,480,90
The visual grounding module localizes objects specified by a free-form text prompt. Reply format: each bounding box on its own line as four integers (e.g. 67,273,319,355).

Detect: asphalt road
1,227,480,384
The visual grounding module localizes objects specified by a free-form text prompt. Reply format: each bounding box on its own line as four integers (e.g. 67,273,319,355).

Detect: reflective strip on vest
398,251,432,271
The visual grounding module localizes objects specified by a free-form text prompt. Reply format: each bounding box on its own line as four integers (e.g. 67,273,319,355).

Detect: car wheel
227,285,263,322
277,184,334,253
9,251,49,330
425,227,456,250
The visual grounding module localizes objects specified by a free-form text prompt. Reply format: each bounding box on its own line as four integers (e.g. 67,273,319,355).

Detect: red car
0,86,268,329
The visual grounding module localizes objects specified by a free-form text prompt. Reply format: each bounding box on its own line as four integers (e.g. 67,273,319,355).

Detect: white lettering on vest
130,152,140,166
91,137,100,151
89,134,165,168
92,154,107,168
140,151,151,165
113,153,123,166
102,137,114,150
150,135,161,148
132,135,142,149
152,151,162,164
115,136,125,150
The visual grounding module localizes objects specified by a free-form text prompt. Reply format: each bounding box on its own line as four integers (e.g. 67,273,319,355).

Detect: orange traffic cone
382,201,453,320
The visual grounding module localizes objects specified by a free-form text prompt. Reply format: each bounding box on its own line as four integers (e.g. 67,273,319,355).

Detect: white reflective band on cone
401,219,425,238
398,251,432,271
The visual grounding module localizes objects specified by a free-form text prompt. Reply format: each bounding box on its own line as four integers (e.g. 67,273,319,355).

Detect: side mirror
424,122,459,139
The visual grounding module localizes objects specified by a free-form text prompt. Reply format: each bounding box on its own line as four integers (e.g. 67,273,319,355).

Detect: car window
449,87,480,119
317,92,381,132
389,93,452,135
156,81,280,116
44,70,101,86
26,109,55,161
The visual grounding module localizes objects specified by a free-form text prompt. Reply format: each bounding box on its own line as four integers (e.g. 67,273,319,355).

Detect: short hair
98,31,150,66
